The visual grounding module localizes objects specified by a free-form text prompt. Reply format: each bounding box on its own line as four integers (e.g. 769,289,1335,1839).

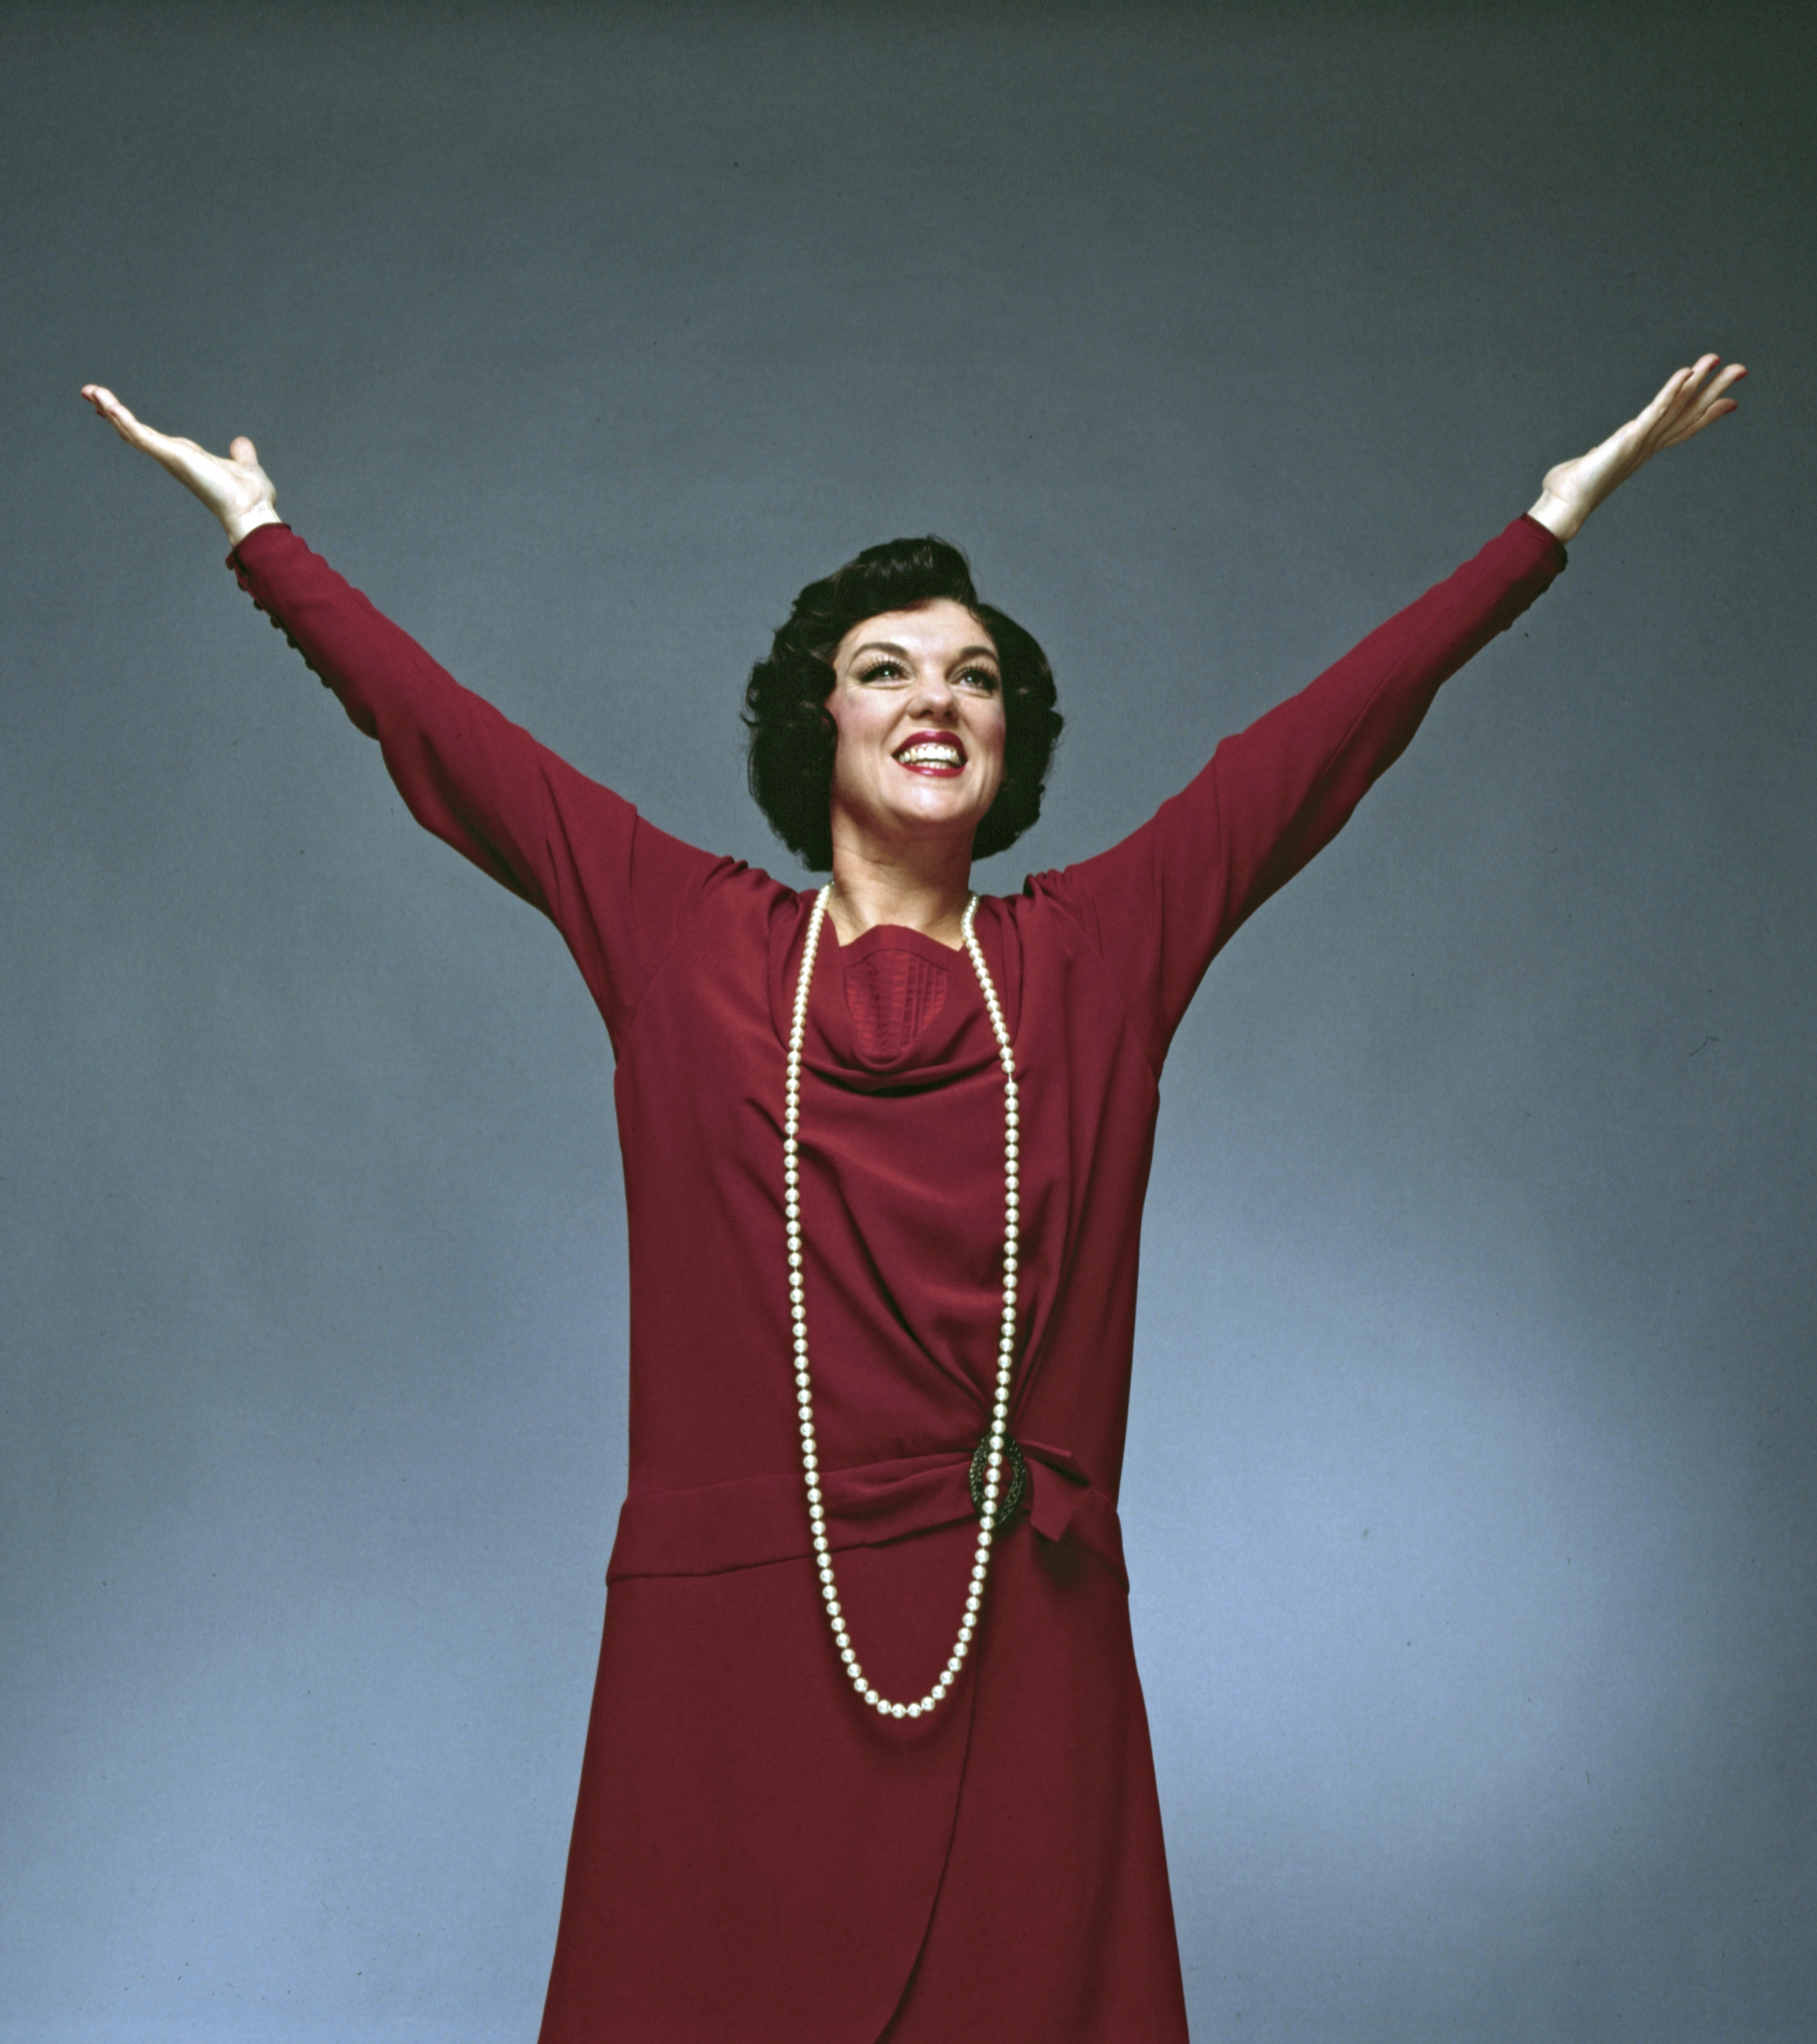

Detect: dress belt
607,1439,1127,1591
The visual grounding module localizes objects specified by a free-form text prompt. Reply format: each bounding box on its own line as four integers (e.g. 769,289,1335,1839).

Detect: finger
1685,363,1746,424
1630,366,1694,442
1659,393,1743,450
1660,358,1716,416
1680,361,1745,421
1632,357,1738,461
1652,363,1695,408
81,386,194,468
229,434,261,469
1657,402,1734,451
1664,354,1730,422
1657,364,1745,449
81,382,150,444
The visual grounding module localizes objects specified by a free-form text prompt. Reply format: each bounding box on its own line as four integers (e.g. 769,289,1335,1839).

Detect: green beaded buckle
968,1433,1028,1531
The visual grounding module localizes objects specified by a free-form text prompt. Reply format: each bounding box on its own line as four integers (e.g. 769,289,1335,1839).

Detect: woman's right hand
1525,355,1744,545
80,385,283,548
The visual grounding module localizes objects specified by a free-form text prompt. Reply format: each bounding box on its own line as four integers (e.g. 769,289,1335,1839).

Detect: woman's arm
1052,356,1746,1067
78,386,722,1049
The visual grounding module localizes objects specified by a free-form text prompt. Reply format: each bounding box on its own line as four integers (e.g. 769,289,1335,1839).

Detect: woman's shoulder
977,868,1113,963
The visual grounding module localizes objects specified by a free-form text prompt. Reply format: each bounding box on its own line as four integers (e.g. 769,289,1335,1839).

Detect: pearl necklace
784,885,1020,1720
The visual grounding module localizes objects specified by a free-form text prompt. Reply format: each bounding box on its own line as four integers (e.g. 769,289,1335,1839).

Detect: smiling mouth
895,738,968,773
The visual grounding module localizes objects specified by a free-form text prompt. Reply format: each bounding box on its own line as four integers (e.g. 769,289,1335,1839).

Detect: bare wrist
1526,490,1584,545
223,501,283,548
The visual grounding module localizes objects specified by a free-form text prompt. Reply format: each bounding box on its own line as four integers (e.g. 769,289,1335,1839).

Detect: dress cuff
223,524,331,687
223,520,294,591
1515,510,1568,571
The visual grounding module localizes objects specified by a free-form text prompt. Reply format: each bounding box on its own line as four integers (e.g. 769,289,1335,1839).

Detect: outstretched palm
80,385,281,546
1529,354,1745,543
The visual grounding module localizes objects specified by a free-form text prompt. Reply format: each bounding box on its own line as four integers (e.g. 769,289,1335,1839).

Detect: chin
894,799,988,840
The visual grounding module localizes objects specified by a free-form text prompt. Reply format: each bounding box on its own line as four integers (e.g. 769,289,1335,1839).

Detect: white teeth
898,744,963,766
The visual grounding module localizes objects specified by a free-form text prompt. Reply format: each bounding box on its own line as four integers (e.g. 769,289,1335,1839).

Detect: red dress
229,515,1564,2041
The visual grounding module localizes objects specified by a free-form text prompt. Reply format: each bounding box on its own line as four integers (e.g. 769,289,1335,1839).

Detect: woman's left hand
1528,353,1745,543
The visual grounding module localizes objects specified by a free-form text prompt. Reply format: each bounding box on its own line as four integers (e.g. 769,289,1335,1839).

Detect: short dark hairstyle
742,536,1064,871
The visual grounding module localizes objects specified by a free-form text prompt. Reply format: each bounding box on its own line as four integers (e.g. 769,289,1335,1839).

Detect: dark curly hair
742,536,1064,871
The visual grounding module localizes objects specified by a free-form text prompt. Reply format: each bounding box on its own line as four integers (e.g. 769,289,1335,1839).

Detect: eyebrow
846,640,1001,669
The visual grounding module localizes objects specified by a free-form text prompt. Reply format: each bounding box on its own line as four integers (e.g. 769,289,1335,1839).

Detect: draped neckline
839,924,952,1063
767,897,1021,1093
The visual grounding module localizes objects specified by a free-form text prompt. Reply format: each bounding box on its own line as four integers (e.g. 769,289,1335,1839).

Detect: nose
908,665,958,719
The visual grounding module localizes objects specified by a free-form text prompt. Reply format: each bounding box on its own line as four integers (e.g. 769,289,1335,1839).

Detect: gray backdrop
4,4,1811,2039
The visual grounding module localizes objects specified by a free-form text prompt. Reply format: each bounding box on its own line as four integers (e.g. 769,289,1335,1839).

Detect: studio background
3,5,1811,2040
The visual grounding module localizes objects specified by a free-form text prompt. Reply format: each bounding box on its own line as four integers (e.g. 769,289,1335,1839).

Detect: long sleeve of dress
227,523,722,1051
1049,513,1567,1068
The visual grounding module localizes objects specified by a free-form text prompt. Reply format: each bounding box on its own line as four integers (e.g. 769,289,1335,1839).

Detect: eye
956,665,1001,693
855,659,908,685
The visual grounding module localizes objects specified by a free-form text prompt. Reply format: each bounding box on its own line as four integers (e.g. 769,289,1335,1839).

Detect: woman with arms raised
81,358,1743,2042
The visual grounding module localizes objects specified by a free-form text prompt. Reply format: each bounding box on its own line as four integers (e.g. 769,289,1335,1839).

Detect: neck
824,830,976,949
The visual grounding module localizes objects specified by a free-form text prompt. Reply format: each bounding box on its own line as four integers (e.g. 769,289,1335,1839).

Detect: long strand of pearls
783,885,1020,1720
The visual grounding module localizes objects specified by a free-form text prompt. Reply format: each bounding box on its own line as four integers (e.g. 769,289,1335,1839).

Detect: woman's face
823,600,1008,857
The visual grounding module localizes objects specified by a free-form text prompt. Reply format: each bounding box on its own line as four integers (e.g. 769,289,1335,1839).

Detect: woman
81,361,1743,2041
